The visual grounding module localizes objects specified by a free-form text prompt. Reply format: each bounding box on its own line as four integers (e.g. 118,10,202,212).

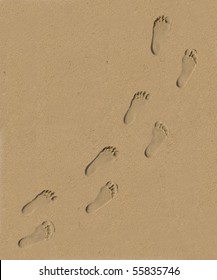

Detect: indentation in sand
85,146,119,176
86,181,118,214
22,190,57,215
151,15,172,55
124,91,151,124
18,221,55,248
145,121,169,158
177,49,198,88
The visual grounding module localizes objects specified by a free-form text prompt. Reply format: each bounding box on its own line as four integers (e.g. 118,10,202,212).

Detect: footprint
145,121,169,158
124,91,151,124
22,190,57,215
86,181,118,214
18,221,55,248
85,146,119,176
151,15,172,55
177,49,197,88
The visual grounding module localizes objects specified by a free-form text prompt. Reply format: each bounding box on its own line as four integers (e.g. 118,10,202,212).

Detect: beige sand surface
0,0,217,259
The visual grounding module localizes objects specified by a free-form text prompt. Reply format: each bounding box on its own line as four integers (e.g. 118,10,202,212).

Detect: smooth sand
1,0,217,259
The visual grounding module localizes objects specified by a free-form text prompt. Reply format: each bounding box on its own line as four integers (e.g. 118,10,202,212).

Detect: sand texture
1,0,217,259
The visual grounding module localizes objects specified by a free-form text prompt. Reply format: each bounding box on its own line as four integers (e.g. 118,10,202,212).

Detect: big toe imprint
18,221,55,248
145,121,169,158
86,181,118,214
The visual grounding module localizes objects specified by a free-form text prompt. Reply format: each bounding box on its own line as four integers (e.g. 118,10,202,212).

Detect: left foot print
86,181,118,214
124,91,151,124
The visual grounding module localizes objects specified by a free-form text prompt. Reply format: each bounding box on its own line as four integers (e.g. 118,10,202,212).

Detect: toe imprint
107,181,118,197
102,146,119,157
42,221,55,240
133,91,151,100
155,121,169,135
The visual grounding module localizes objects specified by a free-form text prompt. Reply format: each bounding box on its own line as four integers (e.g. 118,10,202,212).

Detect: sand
0,0,217,260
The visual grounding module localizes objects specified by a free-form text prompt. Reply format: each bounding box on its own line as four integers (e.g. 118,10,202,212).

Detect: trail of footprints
18,15,197,248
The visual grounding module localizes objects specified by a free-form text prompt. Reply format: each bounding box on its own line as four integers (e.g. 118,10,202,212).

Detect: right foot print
145,121,169,158
151,15,172,55
85,146,119,176
18,221,55,248
124,91,151,124
86,181,118,214
22,190,57,215
177,49,198,88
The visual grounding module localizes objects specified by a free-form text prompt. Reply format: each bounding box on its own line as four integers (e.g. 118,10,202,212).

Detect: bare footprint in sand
151,15,172,55
124,91,151,124
18,221,55,248
86,181,118,214
22,190,57,215
145,121,169,158
177,49,197,88
85,146,119,176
